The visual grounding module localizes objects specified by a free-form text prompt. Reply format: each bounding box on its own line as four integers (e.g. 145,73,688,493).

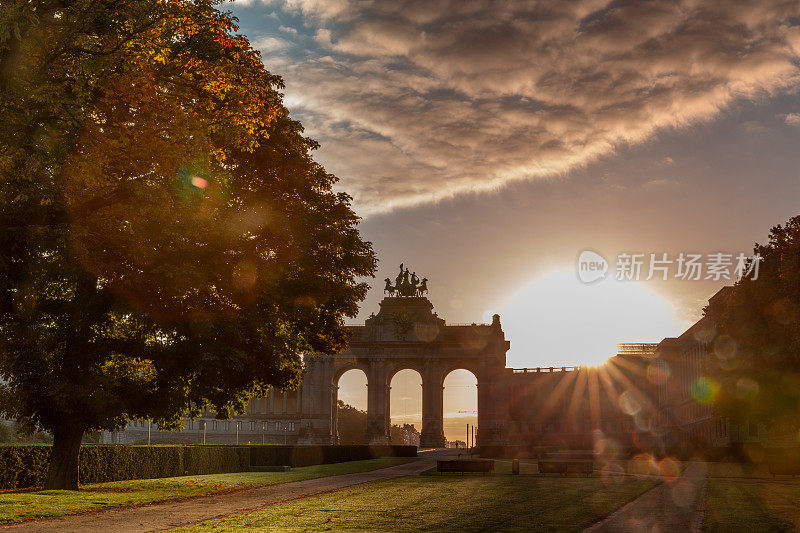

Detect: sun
491,270,687,368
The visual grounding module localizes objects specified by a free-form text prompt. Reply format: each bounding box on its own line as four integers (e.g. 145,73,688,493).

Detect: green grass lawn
176,467,656,532
703,477,800,532
707,462,772,479
0,457,415,524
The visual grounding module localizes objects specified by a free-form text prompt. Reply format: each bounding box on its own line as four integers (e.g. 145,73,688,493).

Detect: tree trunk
44,426,84,490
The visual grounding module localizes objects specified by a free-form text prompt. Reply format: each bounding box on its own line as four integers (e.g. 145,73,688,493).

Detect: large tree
704,215,800,434
0,0,375,489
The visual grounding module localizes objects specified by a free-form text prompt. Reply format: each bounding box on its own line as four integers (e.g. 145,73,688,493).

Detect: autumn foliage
0,0,375,489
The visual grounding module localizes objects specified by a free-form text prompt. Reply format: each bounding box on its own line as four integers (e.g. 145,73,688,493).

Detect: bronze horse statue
384,265,428,297
416,277,428,296
384,278,397,296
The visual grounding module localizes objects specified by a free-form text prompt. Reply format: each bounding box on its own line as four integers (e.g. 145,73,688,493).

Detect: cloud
784,113,800,126
249,0,800,213
251,36,289,53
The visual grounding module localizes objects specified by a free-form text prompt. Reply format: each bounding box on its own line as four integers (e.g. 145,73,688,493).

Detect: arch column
365,361,390,444
476,378,486,446
476,370,504,445
420,371,445,448
330,376,339,444
326,359,341,444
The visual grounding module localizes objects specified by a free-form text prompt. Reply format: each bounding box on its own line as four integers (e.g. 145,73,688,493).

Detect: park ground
703,462,800,532
3,453,800,531
0,458,414,525
173,459,656,532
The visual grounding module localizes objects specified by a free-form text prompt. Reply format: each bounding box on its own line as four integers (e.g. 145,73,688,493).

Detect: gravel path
1,457,436,533
584,461,709,533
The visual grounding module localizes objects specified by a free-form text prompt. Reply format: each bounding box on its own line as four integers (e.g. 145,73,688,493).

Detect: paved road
584,461,709,533
1,455,440,533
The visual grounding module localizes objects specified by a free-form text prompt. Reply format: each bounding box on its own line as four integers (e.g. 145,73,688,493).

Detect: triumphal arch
295,265,511,447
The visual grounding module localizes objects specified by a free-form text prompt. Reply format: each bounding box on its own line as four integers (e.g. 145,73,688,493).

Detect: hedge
0,445,50,490
0,444,416,490
249,445,417,467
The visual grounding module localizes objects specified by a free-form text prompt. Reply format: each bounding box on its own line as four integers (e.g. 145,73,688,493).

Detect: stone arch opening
334,367,368,444
389,368,422,445
443,368,478,447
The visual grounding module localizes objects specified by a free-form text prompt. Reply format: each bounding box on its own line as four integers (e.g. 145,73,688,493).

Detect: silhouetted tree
336,400,367,444
336,400,415,444
0,0,374,489
704,215,800,432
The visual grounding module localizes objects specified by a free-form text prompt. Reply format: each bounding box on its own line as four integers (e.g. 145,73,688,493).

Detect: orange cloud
249,0,800,213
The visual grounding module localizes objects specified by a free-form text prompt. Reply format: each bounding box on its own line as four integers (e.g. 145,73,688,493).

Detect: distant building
102,408,301,445
650,287,785,449
496,286,787,453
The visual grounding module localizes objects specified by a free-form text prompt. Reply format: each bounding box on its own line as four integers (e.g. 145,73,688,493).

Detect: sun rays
509,353,668,454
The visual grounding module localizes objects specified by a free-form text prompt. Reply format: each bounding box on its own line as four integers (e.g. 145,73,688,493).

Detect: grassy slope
0,457,415,524
177,464,655,532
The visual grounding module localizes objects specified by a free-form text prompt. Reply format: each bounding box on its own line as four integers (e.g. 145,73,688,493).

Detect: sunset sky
227,0,800,439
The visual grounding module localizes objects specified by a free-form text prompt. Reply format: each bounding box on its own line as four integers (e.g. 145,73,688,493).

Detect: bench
765,449,800,478
768,461,800,478
437,459,495,475
538,459,593,475
538,452,594,476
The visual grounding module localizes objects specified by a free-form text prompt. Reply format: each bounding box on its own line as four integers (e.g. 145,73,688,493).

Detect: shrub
0,445,242,489
183,446,250,476
249,444,416,467
0,444,416,489
78,446,185,483
0,445,50,490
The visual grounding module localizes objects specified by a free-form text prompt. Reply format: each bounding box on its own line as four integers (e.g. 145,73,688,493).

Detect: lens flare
618,390,642,415
736,377,759,397
414,322,440,342
646,360,670,385
692,320,716,344
593,433,620,459
233,261,257,290
690,377,719,404
714,334,738,361
628,453,659,477
191,176,209,189
634,411,652,432
671,479,695,507
600,462,626,485
658,457,681,481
